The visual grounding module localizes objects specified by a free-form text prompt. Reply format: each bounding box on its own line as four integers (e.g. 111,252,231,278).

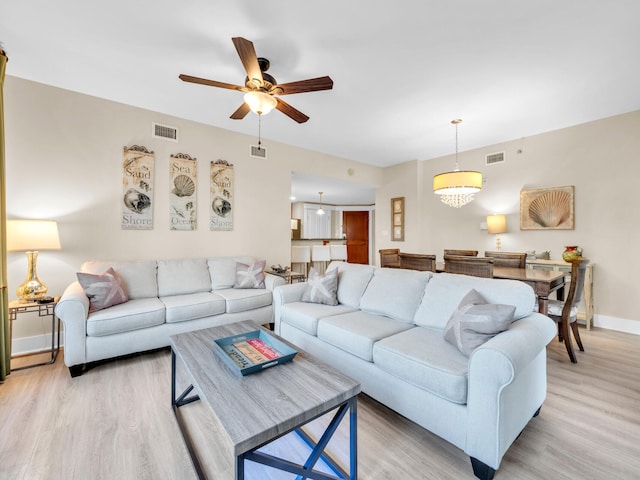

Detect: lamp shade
433,171,483,194
7,220,61,252
243,91,278,115
291,219,298,230
486,214,507,234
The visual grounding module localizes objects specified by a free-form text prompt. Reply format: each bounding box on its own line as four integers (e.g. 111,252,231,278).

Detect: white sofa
56,256,285,377
273,261,556,480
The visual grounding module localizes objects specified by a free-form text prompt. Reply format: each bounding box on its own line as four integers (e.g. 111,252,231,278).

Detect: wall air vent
152,122,178,142
485,151,505,165
250,145,267,159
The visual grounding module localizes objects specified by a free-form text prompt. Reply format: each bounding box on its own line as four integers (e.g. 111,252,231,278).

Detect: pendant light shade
316,191,325,215
433,119,482,208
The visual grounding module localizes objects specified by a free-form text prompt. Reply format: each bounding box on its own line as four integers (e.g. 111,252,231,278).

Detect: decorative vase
562,246,582,262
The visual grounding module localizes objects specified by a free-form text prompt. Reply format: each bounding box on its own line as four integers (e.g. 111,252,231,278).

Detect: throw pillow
301,267,339,306
443,289,516,356
77,267,129,312
234,260,266,289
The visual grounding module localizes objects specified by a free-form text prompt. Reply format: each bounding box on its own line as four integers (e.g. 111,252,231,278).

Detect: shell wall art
122,145,155,230
170,153,197,231
520,185,574,230
210,159,234,231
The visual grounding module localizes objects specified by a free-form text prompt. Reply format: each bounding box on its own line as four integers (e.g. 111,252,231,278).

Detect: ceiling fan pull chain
258,114,262,150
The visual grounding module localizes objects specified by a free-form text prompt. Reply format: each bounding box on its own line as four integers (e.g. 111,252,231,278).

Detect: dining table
436,263,566,316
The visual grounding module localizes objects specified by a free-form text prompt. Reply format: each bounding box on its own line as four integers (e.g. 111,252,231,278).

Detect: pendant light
316,192,325,215
433,119,482,208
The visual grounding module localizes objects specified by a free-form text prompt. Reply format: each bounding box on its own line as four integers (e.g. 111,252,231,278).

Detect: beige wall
375,110,640,331
4,76,381,344
6,75,639,345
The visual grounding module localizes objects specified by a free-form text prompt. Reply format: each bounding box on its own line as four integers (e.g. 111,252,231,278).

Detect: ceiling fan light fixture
244,91,277,115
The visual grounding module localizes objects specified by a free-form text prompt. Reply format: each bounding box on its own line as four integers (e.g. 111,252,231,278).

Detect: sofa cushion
160,292,227,323
208,256,255,290
317,311,414,362
280,303,358,336
328,262,375,309
414,273,536,330
157,258,211,297
373,327,469,404
234,259,266,289
443,289,516,356
360,268,432,323
301,267,338,305
86,298,165,337
81,260,158,299
214,288,273,313
76,267,129,312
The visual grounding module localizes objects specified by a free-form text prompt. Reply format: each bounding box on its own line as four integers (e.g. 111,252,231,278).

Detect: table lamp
486,214,507,251
7,219,62,303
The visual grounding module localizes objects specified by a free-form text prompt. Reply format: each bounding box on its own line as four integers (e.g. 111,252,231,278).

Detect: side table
266,270,306,284
9,296,61,371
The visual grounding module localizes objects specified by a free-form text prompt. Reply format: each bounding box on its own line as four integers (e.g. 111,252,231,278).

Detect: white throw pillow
301,267,339,306
234,260,266,289
443,289,516,356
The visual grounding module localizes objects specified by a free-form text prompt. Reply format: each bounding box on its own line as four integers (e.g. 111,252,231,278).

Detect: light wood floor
1,327,639,479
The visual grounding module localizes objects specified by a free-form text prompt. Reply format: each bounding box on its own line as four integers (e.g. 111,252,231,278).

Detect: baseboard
11,332,63,356
593,314,640,335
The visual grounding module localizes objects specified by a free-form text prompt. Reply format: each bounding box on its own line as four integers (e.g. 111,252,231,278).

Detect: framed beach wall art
391,196,404,241
520,185,574,230
210,159,234,231
122,145,155,230
169,153,197,231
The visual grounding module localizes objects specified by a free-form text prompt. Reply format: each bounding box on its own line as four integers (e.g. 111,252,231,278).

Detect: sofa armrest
54,281,90,367
465,313,556,469
264,273,286,291
272,283,308,334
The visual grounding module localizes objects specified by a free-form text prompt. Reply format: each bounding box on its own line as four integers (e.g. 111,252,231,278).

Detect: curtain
1,50,10,381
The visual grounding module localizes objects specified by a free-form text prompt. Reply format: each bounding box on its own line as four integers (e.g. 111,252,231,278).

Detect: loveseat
56,256,285,377
273,261,556,480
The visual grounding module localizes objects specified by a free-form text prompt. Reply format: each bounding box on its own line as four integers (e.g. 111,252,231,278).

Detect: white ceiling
2,1,639,204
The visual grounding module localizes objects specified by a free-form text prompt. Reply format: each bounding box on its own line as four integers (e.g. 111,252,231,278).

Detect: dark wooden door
343,211,369,264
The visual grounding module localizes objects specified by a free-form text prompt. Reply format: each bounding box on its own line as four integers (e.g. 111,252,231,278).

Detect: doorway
343,211,369,264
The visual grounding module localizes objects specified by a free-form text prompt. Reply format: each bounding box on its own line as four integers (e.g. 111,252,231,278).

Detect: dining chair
484,251,527,268
444,255,494,278
444,249,478,257
379,248,401,268
311,245,332,274
291,246,311,277
546,259,588,363
399,253,437,272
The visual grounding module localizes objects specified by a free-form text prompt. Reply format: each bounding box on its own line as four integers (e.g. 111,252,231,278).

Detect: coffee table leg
171,348,205,479
350,397,357,480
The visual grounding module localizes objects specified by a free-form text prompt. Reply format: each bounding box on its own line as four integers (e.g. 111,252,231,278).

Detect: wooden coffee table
170,320,361,480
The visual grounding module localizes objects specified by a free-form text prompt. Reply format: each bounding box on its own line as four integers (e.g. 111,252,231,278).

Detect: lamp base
16,251,48,303
495,235,502,251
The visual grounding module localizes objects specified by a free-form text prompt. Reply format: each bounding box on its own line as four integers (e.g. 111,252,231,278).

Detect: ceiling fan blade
231,37,263,87
230,103,250,120
179,74,244,91
275,76,334,95
275,98,310,123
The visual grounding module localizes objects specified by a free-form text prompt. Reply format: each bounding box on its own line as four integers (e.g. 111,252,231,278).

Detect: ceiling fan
179,37,334,124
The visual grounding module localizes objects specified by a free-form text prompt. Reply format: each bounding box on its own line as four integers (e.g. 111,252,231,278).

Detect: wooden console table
526,259,594,329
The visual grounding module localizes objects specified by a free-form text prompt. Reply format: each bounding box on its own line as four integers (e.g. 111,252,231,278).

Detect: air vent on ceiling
485,151,505,165
250,145,267,159
152,122,178,142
